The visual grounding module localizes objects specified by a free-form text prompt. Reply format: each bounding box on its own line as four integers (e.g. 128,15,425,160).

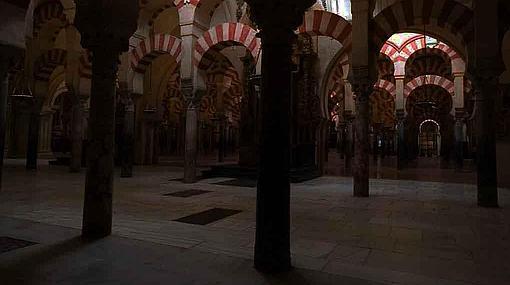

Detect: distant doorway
419,120,441,157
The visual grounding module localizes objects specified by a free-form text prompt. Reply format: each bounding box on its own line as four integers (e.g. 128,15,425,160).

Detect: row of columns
0,0,502,275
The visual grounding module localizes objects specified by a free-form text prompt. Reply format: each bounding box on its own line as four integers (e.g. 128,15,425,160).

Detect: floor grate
173,208,242,225
0,236,37,254
163,189,212,198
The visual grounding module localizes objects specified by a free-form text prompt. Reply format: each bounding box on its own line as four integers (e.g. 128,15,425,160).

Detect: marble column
69,99,86,172
396,109,406,170
184,100,199,183
343,111,354,174
217,114,227,163
454,109,465,171
81,49,120,238
0,51,10,189
26,98,43,170
121,95,135,178
38,111,53,153
247,0,314,273
474,80,499,206
75,0,138,238
350,0,374,197
472,0,502,207
352,81,372,197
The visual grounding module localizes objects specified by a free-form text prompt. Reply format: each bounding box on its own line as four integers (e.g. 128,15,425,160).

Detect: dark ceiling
2,0,30,9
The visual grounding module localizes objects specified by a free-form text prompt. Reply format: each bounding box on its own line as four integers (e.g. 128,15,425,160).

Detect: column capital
454,108,468,120
181,79,205,108
74,0,139,52
396,109,406,120
246,0,315,36
352,68,374,102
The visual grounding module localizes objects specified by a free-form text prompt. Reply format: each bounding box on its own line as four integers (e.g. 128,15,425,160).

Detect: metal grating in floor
213,178,257,188
0,236,37,254
164,189,212,198
173,208,242,225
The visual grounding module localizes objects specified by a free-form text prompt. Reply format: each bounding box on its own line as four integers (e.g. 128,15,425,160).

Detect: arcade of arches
0,0,510,283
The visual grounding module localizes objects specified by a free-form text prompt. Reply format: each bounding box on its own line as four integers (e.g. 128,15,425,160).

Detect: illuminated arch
194,23,260,68
404,75,455,98
298,10,352,50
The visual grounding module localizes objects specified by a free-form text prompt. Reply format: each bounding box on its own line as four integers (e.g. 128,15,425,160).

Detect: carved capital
246,0,314,34
74,0,139,52
396,109,406,121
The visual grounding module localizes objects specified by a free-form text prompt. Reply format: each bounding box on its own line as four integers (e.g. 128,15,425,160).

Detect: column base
478,200,499,208
254,256,292,274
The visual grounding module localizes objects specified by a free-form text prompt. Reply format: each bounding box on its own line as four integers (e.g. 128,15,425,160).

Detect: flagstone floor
1,159,509,285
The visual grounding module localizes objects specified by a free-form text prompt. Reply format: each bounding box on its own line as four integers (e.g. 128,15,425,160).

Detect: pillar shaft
353,87,370,197
454,111,465,171
184,104,198,183
344,112,353,174
69,101,84,172
121,98,135,178
26,98,42,170
472,0,502,207
218,117,226,163
396,110,406,170
254,29,294,272
0,58,8,188
475,85,498,207
82,50,119,238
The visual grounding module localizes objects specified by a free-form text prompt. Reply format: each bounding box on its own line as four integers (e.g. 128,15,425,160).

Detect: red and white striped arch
373,0,474,50
34,48,67,81
373,79,396,97
400,37,465,74
298,10,352,50
404,75,455,98
379,42,404,76
131,34,182,73
194,23,260,68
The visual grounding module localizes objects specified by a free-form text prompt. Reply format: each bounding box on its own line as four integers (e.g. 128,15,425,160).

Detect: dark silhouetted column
396,109,406,170
472,0,503,207
454,109,465,171
352,81,372,197
75,0,139,238
344,111,354,174
121,94,135,178
246,0,314,273
69,98,86,173
26,98,42,170
0,46,17,188
182,79,203,183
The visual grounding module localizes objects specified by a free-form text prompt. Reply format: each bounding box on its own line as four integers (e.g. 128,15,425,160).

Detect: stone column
351,0,374,197
26,97,43,170
0,48,13,188
69,98,86,172
182,80,203,183
396,109,406,170
395,76,405,111
472,0,502,207
454,109,466,171
75,0,138,238
120,94,135,178
247,0,314,273
352,80,372,197
343,111,354,174
217,114,227,163
38,111,53,153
